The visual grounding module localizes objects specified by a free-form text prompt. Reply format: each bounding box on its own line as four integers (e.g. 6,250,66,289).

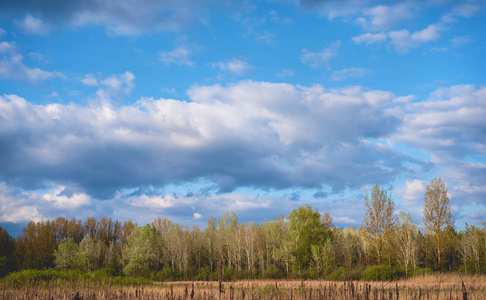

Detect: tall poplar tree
423,177,453,270
362,185,396,265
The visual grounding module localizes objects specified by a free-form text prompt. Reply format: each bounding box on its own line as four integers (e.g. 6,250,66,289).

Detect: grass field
1,274,484,299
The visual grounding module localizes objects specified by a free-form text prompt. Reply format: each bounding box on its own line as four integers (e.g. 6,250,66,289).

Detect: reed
1,274,485,299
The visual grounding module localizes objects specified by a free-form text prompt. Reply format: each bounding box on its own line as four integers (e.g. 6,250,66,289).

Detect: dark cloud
313,191,328,198
0,0,243,35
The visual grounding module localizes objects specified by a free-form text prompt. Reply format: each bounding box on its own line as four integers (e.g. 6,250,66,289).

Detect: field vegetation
1,274,485,299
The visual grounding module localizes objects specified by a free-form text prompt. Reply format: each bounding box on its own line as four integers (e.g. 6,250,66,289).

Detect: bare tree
423,177,454,269
395,212,418,277
459,224,484,273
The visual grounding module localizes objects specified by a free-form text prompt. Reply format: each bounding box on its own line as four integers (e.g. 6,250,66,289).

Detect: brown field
1,274,485,299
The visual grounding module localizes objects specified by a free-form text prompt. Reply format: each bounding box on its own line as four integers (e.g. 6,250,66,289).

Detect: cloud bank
0,80,485,231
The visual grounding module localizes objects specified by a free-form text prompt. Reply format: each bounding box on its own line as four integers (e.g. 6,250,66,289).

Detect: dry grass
2,274,485,299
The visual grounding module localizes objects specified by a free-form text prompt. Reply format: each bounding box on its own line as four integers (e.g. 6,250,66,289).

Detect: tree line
1,177,485,280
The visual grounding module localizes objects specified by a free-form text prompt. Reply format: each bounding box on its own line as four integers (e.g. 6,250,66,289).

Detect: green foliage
223,265,236,281
54,238,79,270
122,224,163,277
1,205,482,282
194,266,218,281
0,268,151,287
325,267,361,281
77,234,103,271
361,265,403,281
287,205,330,272
262,264,285,279
151,266,182,281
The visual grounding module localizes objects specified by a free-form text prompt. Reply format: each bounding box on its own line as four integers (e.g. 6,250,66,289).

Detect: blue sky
0,0,485,235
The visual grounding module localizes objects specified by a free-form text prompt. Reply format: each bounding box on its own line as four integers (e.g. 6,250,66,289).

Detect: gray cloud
0,81,414,199
0,82,485,231
0,0,241,35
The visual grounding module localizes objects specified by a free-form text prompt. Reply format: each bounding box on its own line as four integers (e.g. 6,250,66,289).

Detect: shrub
151,266,182,281
194,266,218,281
410,267,433,277
223,265,236,281
263,265,285,279
325,267,361,281
361,265,403,281
0,269,151,287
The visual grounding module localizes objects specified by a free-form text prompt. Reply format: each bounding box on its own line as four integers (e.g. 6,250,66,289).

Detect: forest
1,177,485,282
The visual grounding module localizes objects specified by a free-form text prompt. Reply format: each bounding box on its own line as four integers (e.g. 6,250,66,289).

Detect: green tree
362,185,396,265
122,224,163,277
286,205,329,273
423,177,454,270
54,238,79,270
311,238,334,277
77,234,103,271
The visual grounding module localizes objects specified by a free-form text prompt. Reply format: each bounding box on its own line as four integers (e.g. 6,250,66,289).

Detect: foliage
122,224,163,277
0,268,151,287
361,265,403,281
54,238,79,270
150,265,182,281
1,187,484,281
287,205,331,272
0,226,16,277
263,264,285,279
362,185,396,265
194,266,218,281
423,177,454,270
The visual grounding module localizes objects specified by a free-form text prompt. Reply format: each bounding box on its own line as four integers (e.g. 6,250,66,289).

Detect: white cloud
393,85,486,206
359,3,416,31
411,24,441,43
81,73,99,86
130,194,178,209
159,47,195,67
96,71,135,100
388,24,442,53
276,69,294,78
212,59,253,76
452,4,481,18
396,179,426,207
352,32,387,45
0,41,18,55
0,28,6,37
43,186,91,208
0,81,406,198
0,41,64,83
451,36,471,47
1,206,43,223
16,15,49,35
193,212,202,220
0,83,485,228
331,67,370,81
300,41,341,69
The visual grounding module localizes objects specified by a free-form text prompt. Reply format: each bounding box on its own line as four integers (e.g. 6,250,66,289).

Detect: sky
0,0,485,236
